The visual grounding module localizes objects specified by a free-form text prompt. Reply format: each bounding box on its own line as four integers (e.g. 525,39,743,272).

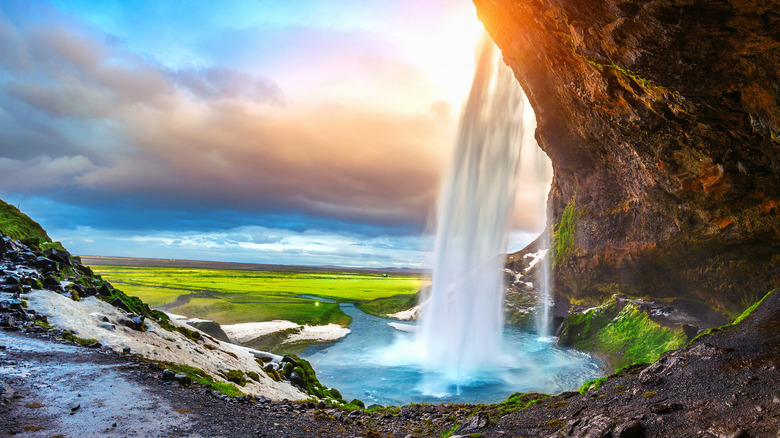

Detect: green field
91,266,425,326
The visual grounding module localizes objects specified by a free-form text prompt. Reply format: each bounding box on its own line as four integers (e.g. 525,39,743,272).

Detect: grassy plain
92,265,425,326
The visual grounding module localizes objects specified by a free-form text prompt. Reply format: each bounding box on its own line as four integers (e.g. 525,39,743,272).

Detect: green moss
160,362,243,396
733,289,773,325
693,289,775,342
642,391,658,398
39,241,66,252
578,376,608,394
225,369,246,386
558,301,620,345
552,200,578,267
246,371,260,382
499,392,551,416
573,302,688,369
442,424,459,438
60,330,97,347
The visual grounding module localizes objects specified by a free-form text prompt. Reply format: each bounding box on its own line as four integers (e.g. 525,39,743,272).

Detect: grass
104,283,184,308
92,266,425,326
356,294,418,317
0,199,64,251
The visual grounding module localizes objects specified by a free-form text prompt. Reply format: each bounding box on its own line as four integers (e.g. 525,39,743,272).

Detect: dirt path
0,330,194,437
0,329,428,438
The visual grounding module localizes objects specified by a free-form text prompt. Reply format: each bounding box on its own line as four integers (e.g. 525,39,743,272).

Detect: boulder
42,276,61,290
162,369,176,382
174,373,192,386
109,298,132,313
98,283,113,297
455,412,489,435
33,256,58,272
43,248,72,266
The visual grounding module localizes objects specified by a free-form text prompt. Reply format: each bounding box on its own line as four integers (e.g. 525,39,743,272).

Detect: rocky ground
1,290,777,437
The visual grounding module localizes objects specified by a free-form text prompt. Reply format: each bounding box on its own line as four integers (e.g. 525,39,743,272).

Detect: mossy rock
225,369,246,386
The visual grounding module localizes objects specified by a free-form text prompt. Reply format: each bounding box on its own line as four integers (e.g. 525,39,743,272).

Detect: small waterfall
417,34,540,380
536,231,552,338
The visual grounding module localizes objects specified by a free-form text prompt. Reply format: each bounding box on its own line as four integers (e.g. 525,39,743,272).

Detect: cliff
475,0,780,314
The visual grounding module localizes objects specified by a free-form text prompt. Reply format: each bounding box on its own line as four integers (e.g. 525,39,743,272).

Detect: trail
0,330,191,437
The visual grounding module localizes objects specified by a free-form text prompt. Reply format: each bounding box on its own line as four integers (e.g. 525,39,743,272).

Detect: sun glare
392,5,486,110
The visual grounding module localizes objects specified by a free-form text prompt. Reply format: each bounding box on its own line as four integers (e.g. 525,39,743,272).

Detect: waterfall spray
417,34,533,381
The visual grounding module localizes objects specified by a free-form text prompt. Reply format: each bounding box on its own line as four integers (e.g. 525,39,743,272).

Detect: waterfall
417,34,540,380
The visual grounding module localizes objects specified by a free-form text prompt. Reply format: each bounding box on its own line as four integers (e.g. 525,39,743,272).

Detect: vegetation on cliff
558,299,688,370
0,199,64,252
552,199,577,268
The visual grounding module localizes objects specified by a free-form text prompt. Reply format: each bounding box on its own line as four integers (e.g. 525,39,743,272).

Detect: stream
301,303,601,406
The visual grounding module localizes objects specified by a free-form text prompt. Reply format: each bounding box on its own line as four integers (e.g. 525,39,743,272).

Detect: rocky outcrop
476,0,779,314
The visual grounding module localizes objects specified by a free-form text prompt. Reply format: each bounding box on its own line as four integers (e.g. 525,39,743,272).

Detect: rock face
475,0,779,313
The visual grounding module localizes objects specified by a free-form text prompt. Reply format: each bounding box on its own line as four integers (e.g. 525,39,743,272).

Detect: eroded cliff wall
475,0,779,313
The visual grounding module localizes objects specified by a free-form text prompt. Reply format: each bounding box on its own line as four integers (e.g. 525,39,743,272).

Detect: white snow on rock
222,320,301,343
386,305,420,321
24,290,306,401
523,249,548,272
285,324,350,343
221,320,350,345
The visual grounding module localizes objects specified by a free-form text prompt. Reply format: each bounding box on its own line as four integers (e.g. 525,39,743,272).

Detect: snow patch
222,320,301,343
24,290,306,401
285,324,350,343
523,249,548,272
387,305,420,321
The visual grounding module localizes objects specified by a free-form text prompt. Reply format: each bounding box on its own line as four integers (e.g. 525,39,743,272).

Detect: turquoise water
301,304,601,406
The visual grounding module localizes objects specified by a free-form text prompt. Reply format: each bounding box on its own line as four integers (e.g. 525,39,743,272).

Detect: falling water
301,37,599,403
417,34,536,381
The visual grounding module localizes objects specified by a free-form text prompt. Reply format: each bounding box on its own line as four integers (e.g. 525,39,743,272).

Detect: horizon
0,0,549,268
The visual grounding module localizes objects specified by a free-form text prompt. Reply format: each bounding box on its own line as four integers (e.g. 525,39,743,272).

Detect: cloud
173,67,284,104
0,7,454,233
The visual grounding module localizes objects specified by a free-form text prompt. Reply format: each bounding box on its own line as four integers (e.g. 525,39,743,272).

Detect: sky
0,0,549,268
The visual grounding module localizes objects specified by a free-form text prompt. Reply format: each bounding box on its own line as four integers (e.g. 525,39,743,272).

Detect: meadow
91,265,424,326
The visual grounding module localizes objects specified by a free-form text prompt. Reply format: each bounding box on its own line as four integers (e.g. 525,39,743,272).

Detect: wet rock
705,424,748,438
455,412,489,435
174,373,191,386
33,256,58,272
162,369,176,382
122,347,131,354
119,316,146,331
98,283,113,297
42,276,61,290
43,248,72,266
281,355,298,366
681,323,700,340
109,298,132,313
98,322,115,331
289,371,305,387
